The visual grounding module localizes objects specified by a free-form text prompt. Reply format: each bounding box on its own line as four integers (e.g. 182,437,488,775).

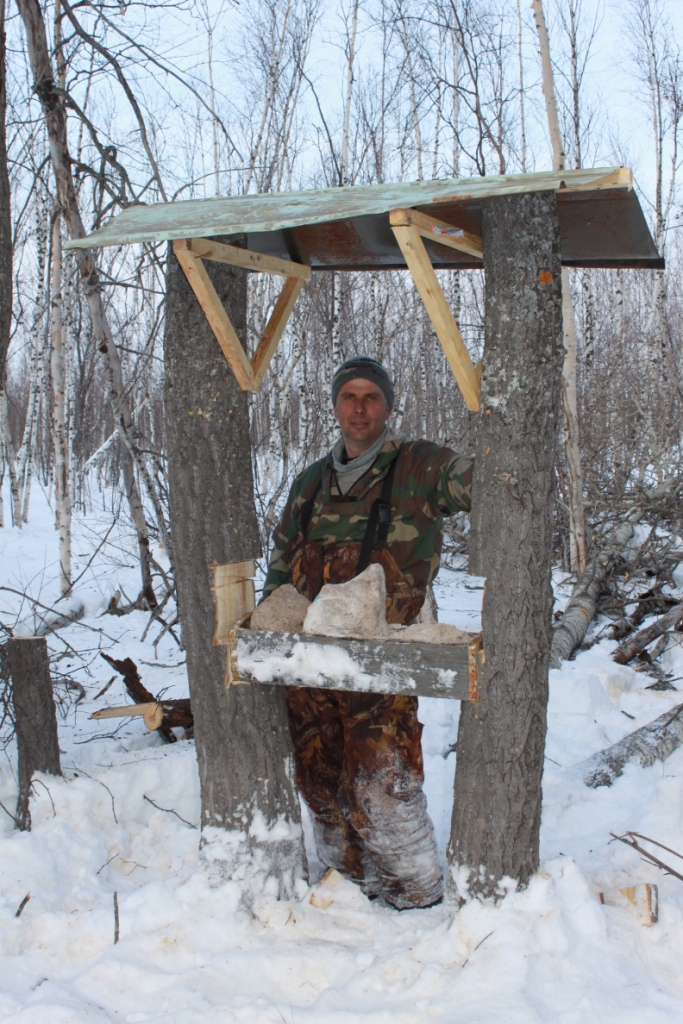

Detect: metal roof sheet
64,167,663,270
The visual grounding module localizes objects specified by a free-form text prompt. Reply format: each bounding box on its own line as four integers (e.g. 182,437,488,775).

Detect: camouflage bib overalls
284,445,444,909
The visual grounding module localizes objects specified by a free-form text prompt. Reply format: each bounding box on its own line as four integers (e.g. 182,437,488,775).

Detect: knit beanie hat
331,356,395,410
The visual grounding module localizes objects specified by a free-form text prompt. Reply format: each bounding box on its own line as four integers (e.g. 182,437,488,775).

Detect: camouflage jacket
263,433,473,599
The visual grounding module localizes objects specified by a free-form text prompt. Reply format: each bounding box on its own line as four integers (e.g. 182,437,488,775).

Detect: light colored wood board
173,243,256,391
231,626,481,700
187,237,311,280
251,277,306,388
391,224,481,411
91,703,157,720
599,883,658,925
213,560,256,646
566,167,632,191
390,208,483,258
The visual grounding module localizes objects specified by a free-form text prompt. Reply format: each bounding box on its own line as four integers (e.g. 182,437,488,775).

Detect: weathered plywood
230,626,482,700
65,167,633,250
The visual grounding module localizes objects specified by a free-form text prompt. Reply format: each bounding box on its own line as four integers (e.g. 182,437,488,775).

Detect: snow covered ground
1,486,683,1023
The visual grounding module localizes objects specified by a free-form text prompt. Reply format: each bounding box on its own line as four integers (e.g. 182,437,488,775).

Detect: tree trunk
50,212,72,594
164,242,306,902
0,0,11,392
533,0,586,575
16,0,156,605
8,637,62,830
449,191,563,900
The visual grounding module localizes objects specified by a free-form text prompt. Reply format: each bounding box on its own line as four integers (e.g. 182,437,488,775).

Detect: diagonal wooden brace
173,238,309,391
390,213,481,411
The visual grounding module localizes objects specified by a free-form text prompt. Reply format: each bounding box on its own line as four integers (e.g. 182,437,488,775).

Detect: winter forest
2,0,683,1020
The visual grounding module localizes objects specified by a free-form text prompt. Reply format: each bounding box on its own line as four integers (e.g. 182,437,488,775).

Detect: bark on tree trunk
0,0,11,392
16,0,157,606
449,191,563,900
8,637,62,830
164,242,306,902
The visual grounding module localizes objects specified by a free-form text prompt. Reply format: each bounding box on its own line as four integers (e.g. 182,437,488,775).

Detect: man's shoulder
290,456,329,501
400,438,457,472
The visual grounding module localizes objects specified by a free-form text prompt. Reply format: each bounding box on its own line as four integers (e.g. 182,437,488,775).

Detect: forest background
2,0,682,614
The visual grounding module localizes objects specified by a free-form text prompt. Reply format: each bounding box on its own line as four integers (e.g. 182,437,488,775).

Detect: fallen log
99,653,192,740
577,702,683,788
612,602,683,665
550,509,646,669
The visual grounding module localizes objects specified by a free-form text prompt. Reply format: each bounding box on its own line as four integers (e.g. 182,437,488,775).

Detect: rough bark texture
8,637,62,830
578,702,683,788
164,243,306,900
449,191,564,899
16,0,156,606
0,0,11,391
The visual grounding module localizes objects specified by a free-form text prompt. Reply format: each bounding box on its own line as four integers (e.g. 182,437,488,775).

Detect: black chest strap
298,450,400,576
356,454,398,576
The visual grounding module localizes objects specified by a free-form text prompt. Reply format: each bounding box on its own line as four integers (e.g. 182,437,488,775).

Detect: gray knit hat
331,356,395,410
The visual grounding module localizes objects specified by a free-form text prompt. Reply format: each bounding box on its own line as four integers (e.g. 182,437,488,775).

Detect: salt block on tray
393,622,472,644
303,563,390,640
250,584,310,633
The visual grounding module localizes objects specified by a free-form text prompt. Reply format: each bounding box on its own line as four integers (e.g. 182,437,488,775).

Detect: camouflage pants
285,686,443,909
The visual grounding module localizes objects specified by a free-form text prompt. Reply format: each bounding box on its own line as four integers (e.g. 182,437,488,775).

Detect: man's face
333,377,391,453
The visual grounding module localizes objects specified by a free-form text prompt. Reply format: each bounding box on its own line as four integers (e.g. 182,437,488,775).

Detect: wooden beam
174,241,256,390
391,223,481,411
231,625,482,701
251,277,306,389
173,241,307,394
563,166,632,191
390,208,483,259
187,237,311,280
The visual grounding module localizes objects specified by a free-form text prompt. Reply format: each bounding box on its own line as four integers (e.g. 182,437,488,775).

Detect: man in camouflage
263,356,473,909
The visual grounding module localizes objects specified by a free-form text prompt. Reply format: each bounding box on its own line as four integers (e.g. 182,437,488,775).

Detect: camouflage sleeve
262,482,300,599
261,462,324,599
433,452,474,515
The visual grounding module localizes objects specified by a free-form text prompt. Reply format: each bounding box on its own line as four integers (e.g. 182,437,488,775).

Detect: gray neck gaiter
331,427,388,496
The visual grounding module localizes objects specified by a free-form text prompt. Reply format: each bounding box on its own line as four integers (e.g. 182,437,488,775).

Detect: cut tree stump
7,637,62,830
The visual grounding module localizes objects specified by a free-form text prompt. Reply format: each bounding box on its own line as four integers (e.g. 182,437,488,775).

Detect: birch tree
532,0,586,574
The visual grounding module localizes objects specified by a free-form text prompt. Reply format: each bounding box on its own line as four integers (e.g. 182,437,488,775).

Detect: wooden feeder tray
227,617,482,701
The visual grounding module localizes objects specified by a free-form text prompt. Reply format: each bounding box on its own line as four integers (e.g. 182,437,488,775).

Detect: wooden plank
390,208,483,259
564,167,632,192
251,277,306,389
187,237,311,280
391,224,481,411
173,241,257,391
213,560,256,646
231,626,481,701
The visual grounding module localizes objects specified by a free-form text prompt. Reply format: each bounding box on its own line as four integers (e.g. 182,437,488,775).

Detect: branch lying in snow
143,794,197,829
612,602,683,665
609,832,683,884
577,702,683,787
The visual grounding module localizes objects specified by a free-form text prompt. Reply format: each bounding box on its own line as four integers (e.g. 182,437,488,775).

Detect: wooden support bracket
173,238,309,391
390,207,483,259
390,212,481,411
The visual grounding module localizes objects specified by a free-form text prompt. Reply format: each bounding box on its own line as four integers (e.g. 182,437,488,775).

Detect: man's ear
333,404,340,424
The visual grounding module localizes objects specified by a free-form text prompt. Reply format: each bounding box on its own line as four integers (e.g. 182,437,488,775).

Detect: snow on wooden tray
228,622,482,700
